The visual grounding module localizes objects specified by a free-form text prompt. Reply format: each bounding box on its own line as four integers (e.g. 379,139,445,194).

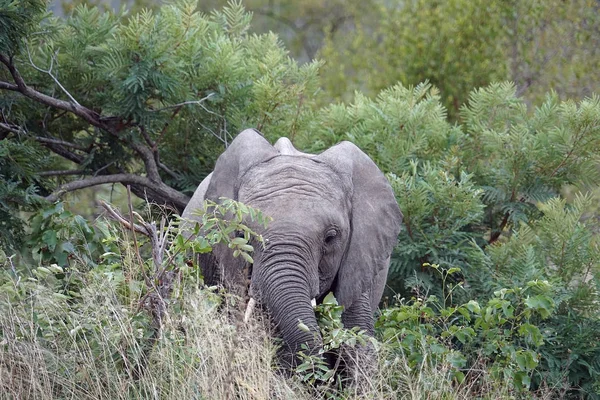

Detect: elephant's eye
324,229,338,245
235,230,245,239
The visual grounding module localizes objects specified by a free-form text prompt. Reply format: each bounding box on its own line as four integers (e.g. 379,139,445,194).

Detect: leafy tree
0,0,320,247
297,81,600,396
2,0,600,396
319,0,600,118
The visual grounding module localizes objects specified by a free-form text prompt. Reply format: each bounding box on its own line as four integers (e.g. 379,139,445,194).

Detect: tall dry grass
0,277,515,400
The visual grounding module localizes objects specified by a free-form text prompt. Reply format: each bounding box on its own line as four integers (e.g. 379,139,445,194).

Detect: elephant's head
183,129,402,367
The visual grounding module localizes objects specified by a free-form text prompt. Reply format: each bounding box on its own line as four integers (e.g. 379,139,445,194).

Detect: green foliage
387,165,486,300
0,198,275,398
378,267,556,393
25,202,115,267
0,143,41,250
180,197,271,264
0,0,46,54
320,0,508,118
296,292,373,397
0,0,322,245
319,0,600,118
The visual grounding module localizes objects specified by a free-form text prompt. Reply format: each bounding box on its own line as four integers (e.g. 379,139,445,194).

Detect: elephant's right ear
205,129,279,201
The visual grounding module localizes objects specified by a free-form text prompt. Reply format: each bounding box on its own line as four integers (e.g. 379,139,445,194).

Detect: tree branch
44,174,153,202
148,94,214,113
159,161,179,180
27,46,81,106
488,212,510,245
0,122,23,135
0,81,18,91
44,173,190,211
39,169,86,177
0,54,107,132
100,200,150,235
34,136,89,151
0,54,190,210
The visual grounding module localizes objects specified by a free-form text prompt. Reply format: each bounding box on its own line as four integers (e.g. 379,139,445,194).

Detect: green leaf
42,230,58,251
524,295,554,319
323,292,338,305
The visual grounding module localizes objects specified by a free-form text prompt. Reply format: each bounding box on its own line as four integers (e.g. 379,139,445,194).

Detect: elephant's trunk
258,253,322,368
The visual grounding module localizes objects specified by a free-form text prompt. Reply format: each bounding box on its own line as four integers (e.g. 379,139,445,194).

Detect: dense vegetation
1,0,600,398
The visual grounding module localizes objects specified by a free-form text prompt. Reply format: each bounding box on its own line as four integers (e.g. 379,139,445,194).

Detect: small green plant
295,292,373,395
0,198,278,399
377,264,555,393
179,198,271,264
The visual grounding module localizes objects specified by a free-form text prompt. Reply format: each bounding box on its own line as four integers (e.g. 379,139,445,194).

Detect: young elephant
181,129,402,371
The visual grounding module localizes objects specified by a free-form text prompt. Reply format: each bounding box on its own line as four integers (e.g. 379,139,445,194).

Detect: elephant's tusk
311,298,317,308
244,298,256,323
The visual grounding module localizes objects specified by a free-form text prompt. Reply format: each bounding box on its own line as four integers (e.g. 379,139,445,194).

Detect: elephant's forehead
238,156,349,206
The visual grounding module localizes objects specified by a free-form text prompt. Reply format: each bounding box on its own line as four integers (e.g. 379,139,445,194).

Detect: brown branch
0,55,104,129
1,55,190,210
41,141,85,164
34,136,89,151
0,81,18,91
488,212,510,245
99,199,150,235
39,169,86,177
139,124,156,148
45,174,154,202
0,122,23,135
158,161,179,180
153,105,182,151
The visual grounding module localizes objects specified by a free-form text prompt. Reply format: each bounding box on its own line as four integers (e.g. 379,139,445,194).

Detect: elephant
181,129,402,372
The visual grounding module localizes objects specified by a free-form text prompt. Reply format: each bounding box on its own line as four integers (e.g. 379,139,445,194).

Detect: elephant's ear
205,129,279,201
316,142,402,309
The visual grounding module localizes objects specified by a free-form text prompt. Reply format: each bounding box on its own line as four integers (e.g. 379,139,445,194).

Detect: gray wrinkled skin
181,129,402,371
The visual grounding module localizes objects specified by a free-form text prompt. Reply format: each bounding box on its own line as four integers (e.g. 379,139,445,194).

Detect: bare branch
0,81,18,91
45,174,155,202
159,161,179,180
40,141,85,164
39,169,86,177
27,46,81,106
149,94,214,113
99,200,150,235
34,136,89,151
0,54,106,131
0,122,23,135
139,124,156,148
43,171,190,210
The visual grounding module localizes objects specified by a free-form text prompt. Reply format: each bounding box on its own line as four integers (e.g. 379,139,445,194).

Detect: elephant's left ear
315,141,402,309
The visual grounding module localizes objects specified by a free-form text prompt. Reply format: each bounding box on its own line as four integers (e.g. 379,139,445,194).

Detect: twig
39,169,86,177
27,46,81,106
93,161,117,177
0,122,24,135
153,106,182,150
45,174,154,202
138,124,156,148
127,185,145,266
34,136,88,151
99,199,150,235
488,212,510,245
158,162,179,180
149,94,214,112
